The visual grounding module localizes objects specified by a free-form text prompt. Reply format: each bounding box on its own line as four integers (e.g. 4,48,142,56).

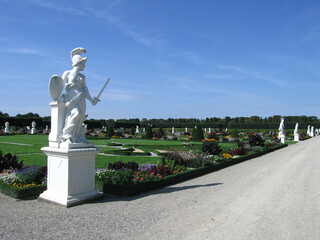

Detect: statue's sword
96,78,110,100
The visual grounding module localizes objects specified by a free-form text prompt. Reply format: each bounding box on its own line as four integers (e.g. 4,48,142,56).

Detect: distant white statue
294,123,299,141
185,127,188,132
209,127,211,133
31,121,37,134
4,122,9,133
278,117,285,143
310,126,315,137
172,127,174,133
307,125,311,136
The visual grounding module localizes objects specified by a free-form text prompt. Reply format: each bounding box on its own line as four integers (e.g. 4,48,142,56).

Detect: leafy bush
248,132,265,146
202,140,222,155
145,125,153,139
96,169,133,185
0,151,23,172
106,125,114,138
107,161,139,171
192,125,204,141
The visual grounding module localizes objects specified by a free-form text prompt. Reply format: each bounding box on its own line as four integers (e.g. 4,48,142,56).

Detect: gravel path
1,138,320,240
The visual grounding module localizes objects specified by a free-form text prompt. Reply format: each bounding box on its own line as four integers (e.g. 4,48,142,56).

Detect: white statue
135,126,139,134
278,117,285,143
4,122,9,133
31,121,37,134
172,127,174,133
307,125,311,136
310,126,314,137
185,127,188,132
294,123,299,141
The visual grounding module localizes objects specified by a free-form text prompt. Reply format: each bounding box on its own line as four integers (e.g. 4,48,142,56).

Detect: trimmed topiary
106,125,114,137
192,125,204,141
145,125,153,139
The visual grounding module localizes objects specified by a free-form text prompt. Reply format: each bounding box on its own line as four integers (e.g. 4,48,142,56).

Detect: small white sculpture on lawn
172,127,174,133
31,121,37,134
4,122,9,133
185,127,188,132
135,126,139,134
294,123,299,141
278,117,285,143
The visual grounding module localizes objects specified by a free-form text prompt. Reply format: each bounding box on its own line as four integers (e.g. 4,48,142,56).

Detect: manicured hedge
0,181,46,199
96,144,288,196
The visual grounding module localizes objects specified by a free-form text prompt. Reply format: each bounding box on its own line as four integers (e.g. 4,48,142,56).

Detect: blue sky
0,0,320,119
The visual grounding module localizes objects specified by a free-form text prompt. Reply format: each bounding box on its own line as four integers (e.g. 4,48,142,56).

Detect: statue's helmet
70,47,87,67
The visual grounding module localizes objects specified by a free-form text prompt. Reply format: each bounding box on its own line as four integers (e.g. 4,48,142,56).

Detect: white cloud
215,65,288,86
169,51,201,65
0,48,44,56
28,0,86,16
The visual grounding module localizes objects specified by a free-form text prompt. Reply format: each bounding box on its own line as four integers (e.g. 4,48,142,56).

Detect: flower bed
0,165,47,199
96,144,288,196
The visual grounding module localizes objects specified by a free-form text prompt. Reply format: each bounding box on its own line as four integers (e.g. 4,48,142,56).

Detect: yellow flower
222,153,233,159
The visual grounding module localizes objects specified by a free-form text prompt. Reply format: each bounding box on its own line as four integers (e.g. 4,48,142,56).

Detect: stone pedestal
294,134,299,141
38,147,101,207
280,137,285,144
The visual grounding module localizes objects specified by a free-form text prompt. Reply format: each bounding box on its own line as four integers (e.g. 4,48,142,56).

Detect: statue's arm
81,75,99,106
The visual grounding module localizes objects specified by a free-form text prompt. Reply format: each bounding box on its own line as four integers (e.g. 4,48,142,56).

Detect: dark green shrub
130,126,135,135
145,125,153,139
0,151,23,172
192,125,204,141
96,170,133,185
159,126,165,137
231,129,239,138
106,125,114,137
202,141,222,155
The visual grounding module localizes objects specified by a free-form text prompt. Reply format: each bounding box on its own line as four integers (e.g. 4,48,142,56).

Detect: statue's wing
49,75,64,101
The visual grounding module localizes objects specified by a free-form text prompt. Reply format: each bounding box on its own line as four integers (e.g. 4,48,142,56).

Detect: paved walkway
0,138,320,239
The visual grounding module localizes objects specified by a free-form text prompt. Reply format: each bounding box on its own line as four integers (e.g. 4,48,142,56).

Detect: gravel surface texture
1,138,320,240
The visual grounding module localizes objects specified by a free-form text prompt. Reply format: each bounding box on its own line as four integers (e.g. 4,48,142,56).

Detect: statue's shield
49,75,64,101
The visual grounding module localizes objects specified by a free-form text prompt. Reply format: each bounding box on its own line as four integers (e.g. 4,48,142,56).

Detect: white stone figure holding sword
50,47,110,144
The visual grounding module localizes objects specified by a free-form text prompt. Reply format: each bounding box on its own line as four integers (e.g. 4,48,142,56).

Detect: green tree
145,125,153,139
192,125,204,141
106,125,114,137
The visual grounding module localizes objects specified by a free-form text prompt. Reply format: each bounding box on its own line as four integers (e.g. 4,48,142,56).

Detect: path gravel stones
1,138,320,240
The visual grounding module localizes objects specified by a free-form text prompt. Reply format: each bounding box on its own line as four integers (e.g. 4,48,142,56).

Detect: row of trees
1,111,320,130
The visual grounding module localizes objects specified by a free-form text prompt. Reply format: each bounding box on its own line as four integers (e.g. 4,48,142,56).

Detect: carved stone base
38,147,101,207
294,134,299,141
